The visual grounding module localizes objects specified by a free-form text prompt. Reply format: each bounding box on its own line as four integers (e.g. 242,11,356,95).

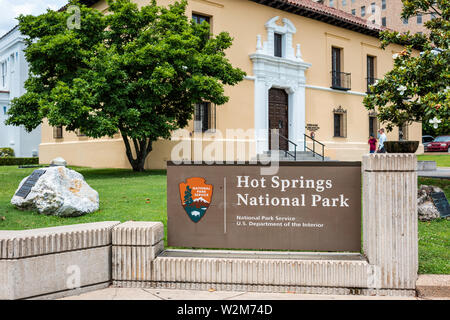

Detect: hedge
0,157,39,166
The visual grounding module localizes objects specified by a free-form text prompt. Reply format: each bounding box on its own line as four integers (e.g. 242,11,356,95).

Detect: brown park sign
167,162,361,252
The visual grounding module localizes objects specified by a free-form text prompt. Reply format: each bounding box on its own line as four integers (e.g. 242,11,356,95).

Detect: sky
0,0,68,38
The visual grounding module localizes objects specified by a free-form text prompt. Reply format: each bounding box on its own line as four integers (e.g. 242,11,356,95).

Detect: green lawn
417,154,450,167
417,177,450,274
0,166,168,240
0,165,448,274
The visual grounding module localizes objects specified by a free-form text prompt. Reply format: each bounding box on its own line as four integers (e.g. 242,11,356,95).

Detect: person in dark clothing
368,135,377,154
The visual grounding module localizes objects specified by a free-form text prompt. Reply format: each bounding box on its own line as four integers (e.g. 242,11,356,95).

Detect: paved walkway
418,167,450,179
59,287,445,300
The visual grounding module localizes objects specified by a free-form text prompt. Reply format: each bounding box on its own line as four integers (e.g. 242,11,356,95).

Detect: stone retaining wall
0,221,120,299
0,154,418,299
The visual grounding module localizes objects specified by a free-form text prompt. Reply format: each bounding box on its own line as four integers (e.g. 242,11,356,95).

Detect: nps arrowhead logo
179,177,213,223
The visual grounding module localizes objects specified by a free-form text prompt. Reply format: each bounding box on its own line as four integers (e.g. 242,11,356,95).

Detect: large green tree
6,0,245,171
364,0,449,138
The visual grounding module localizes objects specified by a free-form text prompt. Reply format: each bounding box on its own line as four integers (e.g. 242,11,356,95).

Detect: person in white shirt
377,128,387,153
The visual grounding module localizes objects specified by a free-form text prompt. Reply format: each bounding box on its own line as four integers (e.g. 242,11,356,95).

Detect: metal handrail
331,71,351,91
304,134,325,161
277,133,297,161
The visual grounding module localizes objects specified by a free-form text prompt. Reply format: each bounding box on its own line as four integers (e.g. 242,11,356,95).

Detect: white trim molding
250,17,311,154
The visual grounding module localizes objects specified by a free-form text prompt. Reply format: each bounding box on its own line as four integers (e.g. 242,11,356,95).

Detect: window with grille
333,107,347,138
53,126,63,139
361,6,366,17
399,124,409,140
194,102,215,133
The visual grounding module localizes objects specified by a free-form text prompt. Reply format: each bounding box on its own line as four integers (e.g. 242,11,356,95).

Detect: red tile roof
250,0,387,37
76,0,387,38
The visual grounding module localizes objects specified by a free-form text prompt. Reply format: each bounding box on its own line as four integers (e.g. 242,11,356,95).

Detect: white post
362,154,418,291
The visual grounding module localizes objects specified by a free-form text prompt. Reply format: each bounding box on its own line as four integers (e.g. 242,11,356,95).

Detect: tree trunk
121,134,153,172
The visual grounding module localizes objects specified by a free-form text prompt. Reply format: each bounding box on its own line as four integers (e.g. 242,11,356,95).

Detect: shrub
0,157,39,166
0,148,15,158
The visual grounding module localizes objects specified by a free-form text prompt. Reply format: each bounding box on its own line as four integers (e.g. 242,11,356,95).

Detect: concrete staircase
255,150,332,162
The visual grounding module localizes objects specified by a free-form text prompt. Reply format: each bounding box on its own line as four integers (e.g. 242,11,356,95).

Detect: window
1,62,6,87
417,14,422,24
351,9,356,15
382,0,386,10
53,126,63,139
367,55,375,78
431,13,436,20
192,13,210,25
333,107,347,138
361,6,366,17
367,55,377,92
194,102,215,133
329,0,334,7
342,0,346,6
369,114,378,137
403,18,408,25
382,17,386,26
332,47,342,74
371,2,376,14
3,106,6,115
274,33,283,57
399,124,409,140
331,47,351,90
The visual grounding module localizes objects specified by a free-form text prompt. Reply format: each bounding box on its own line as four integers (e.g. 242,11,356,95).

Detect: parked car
426,135,450,152
422,135,434,151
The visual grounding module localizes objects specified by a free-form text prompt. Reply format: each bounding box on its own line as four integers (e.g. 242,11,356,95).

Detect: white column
254,79,268,154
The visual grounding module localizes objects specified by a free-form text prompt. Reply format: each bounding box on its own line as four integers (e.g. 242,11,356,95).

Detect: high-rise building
313,0,432,34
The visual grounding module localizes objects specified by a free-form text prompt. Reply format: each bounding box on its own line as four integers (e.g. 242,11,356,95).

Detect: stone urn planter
384,141,419,153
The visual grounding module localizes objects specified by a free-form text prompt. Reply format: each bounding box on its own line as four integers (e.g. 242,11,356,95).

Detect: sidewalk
60,274,450,300
60,287,421,300
417,167,450,179
59,287,448,300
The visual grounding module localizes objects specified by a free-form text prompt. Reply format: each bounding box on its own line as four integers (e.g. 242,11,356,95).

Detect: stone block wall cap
112,221,164,246
0,221,121,240
362,153,417,172
0,221,121,259
113,221,163,230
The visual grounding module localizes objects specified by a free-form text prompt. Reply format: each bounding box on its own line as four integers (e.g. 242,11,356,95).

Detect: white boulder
11,166,99,217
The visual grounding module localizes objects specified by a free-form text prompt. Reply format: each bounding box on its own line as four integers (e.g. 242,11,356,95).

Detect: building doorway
268,88,289,151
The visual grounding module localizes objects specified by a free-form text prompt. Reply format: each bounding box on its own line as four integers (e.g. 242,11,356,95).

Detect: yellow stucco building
39,0,423,168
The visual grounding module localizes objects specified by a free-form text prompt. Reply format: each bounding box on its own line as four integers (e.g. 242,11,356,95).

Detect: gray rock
11,166,99,217
51,157,67,167
417,185,443,221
